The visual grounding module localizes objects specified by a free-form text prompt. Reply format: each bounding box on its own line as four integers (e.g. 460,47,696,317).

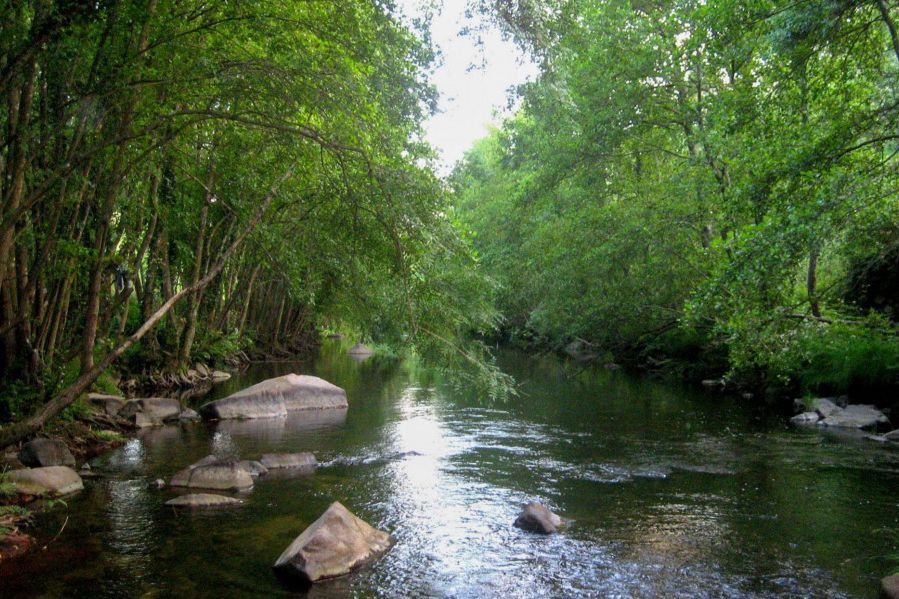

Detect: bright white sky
396,1,538,173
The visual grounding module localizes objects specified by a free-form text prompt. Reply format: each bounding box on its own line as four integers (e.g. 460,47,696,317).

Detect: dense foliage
455,0,899,398
0,0,508,442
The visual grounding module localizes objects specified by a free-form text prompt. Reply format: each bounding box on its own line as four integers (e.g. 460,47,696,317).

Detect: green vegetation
0,1,511,446
454,0,899,399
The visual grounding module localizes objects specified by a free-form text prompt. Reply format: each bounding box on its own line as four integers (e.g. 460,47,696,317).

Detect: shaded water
2,343,898,598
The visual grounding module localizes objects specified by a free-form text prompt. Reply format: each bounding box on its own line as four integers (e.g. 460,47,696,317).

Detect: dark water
2,344,898,598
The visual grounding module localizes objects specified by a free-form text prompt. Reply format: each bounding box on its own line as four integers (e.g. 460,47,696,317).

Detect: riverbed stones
237,460,269,477
790,412,820,426
513,502,562,534
882,575,899,599
119,397,181,427
87,393,126,416
817,404,890,431
811,398,841,418
260,453,316,470
165,493,243,508
272,501,393,584
18,438,75,468
179,408,200,421
6,466,84,496
169,461,254,492
199,374,347,420
211,370,231,382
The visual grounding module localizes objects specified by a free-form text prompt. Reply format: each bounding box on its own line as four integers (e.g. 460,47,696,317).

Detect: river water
2,343,898,598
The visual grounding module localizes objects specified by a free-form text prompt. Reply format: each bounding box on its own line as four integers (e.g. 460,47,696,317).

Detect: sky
396,1,538,173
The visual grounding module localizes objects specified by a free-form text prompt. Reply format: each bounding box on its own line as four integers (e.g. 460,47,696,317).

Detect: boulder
87,393,126,416
165,493,243,508
199,374,347,420
6,466,84,496
18,438,75,468
179,408,201,421
150,478,166,490
883,429,899,442
194,363,210,378
1,451,26,470
818,404,890,431
169,461,254,492
790,412,820,426
811,398,841,418
211,370,231,382
260,453,316,470
347,343,374,357
514,502,562,534
883,575,899,599
119,397,181,427
701,379,725,389
237,460,268,477
273,501,393,584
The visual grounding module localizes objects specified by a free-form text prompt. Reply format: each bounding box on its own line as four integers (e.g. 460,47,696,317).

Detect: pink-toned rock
273,501,392,584
199,374,347,420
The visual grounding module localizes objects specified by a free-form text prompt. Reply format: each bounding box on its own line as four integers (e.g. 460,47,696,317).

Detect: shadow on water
1,343,897,598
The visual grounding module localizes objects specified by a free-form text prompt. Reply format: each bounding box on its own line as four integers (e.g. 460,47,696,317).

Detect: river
2,342,897,597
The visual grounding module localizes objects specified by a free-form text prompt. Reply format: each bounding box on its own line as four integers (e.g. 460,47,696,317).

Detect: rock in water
883,575,899,599
87,393,126,416
260,453,316,470
6,466,84,496
347,343,374,357
18,438,75,468
119,398,181,427
818,404,890,431
789,412,820,426
165,493,243,508
169,461,254,491
211,370,231,382
199,374,347,420
237,460,269,477
514,502,562,534
179,408,201,421
273,501,393,584
811,398,841,418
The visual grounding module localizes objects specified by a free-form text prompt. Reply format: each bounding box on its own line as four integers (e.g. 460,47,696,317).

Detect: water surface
2,344,897,597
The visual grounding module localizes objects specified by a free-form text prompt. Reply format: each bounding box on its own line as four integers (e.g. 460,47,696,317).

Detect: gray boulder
194,363,210,378
18,438,75,468
179,408,201,421
211,370,231,382
165,493,243,508
169,461,254,492
790,412,820,426
6,466,84,496
811,398,841,418
87,393,126,416
514,502,562,534
883,575,899,599
884,429,899,442
818,404,890,431
260,453,316,470
347,343,374,357
273,501,393,584
119,397,181,427
199,374,347,420
237,460,268,477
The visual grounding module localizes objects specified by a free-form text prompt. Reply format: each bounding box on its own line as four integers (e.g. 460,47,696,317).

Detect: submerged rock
514,502,562,534
237,460,268,477
790,412,820,426
119,397,181,427
169,461,254,492
211,370,231,382
273,501,393,584
6,466,84,496
199,374,347,420
179,408,201,421
818,404,890,431
260,453,316,470
18,438,75,468
165,493,243,508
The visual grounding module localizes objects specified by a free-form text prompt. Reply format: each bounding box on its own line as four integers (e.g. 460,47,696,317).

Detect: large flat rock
273,501,393,584
260,453,316,470
169,461,254,492
165,493,243,508
818,404,890,430
199,374,347,420
6,466,84,496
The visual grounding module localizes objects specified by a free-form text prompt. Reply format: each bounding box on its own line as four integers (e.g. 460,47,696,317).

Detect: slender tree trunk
807,246,821,318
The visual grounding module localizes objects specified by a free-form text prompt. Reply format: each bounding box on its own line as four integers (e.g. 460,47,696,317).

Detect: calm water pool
2,343,897,597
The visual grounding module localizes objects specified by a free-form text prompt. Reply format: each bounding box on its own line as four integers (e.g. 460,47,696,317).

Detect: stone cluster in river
790,397,895,437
